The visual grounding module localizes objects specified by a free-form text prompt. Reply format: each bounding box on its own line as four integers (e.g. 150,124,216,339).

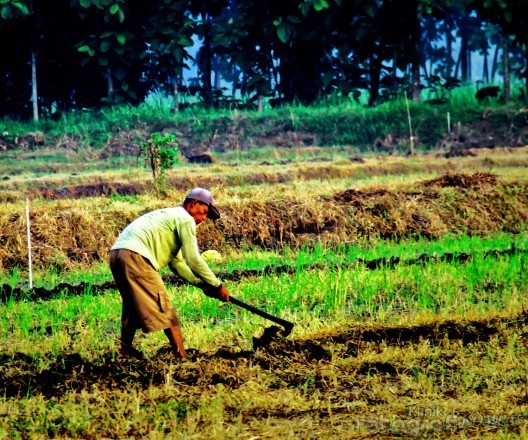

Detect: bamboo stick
26,197,33,289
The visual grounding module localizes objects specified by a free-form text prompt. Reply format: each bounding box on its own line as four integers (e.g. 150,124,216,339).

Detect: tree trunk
444,15,454,78
278,44,320,105
502,34,510,103
422,59,429,80
213,62,221,91
491,39,500,80
454,46,461,78
410,4,421,103
482,51,489,83
525,41,528,101
31,51,38,122
411,60,421,102
257,94,263,112
270,52,280,100
201,12,213,109
106,67,114,102
391,59,398,79
460,31,469,81
173,73,179,112
467,47,472,82
368,54,381,106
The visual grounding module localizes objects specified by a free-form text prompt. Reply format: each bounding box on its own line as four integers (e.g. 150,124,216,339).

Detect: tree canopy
0,0,525,119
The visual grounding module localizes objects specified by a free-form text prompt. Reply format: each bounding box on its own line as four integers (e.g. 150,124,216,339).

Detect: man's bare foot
120,346,145,359
174,347,188,359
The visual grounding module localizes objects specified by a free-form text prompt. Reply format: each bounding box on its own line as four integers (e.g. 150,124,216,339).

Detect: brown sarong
109,249,180,333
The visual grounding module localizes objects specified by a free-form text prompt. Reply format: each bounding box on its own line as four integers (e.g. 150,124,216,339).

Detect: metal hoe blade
230,295,294,336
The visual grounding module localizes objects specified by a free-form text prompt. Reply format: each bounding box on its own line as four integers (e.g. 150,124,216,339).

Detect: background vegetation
2,89,528,162
0,0,527,121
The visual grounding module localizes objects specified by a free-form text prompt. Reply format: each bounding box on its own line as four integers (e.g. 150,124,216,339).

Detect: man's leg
120,326,144,359
164,325,188,359
110,249,143,359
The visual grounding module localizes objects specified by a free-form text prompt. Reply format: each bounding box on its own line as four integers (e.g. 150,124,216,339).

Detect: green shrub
137,133,182,194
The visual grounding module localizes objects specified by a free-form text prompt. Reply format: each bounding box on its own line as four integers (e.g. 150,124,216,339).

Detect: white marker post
26,197,33,289
404,91,414,156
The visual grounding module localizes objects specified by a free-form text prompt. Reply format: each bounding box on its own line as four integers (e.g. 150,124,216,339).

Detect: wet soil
2,310,527,400
31,182,146,199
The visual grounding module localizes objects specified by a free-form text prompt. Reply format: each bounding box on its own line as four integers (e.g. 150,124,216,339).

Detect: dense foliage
0,0,526,120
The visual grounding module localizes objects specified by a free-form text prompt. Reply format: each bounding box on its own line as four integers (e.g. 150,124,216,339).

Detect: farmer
109,187,229,360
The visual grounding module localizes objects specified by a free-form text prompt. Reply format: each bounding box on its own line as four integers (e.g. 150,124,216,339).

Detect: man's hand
217,284,229,302
202,283,229,302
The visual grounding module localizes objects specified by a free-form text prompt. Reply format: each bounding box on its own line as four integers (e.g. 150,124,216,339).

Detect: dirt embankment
0,172,527,272
2,106,528,157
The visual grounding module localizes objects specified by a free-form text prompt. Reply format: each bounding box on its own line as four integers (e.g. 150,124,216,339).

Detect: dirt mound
1,132,46,151
331,172,499,194
422,172,498,188
185,152,216,164
1,177,526,271
98,129,147,159
31,182,146,199
437,109,528,156
26,174,287,201
332,188,390,205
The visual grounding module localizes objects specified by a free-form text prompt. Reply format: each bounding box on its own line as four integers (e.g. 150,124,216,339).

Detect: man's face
187,200,209,225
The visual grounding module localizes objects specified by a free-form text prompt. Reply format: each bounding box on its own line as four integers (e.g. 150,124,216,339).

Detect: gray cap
186,187,221,220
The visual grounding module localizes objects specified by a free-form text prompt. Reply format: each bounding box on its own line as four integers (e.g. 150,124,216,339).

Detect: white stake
447,111,451,133
26,197,33,289
404,91,414,156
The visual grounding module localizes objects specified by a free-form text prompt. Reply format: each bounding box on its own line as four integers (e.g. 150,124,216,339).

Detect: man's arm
170,249,228,301
172,219,221,287
169,249,203,284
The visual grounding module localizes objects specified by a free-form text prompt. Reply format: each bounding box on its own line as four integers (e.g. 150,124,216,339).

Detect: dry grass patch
1,172,527,271
1,146,527,200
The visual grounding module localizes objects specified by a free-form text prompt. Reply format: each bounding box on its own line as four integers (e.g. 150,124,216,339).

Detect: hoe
230,295,294,337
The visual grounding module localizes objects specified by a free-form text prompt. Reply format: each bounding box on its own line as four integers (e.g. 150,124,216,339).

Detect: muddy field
2,309,528,438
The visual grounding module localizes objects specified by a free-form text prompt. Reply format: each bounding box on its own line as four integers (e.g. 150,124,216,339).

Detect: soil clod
253,325,284,350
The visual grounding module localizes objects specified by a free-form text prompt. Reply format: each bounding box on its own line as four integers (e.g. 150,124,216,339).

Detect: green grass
1,231,525,291
0,230,521,287
1,233,526,359
201,231,528,277
1,82,526,154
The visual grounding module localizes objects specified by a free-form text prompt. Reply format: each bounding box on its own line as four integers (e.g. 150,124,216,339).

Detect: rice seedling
2,236,526,354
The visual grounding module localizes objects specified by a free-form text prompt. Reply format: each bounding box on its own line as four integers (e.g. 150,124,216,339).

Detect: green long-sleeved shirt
111,206,221,287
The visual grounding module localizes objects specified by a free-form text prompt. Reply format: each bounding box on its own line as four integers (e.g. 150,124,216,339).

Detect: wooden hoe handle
229,295,294,336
